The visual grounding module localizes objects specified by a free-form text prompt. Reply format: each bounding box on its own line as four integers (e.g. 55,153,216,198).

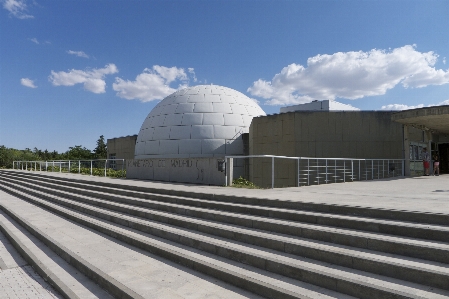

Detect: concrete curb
0,202,144,299
0,210,80,299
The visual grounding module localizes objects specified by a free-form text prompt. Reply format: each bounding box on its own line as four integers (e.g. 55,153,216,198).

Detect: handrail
225,155,405,188
12,159,126,178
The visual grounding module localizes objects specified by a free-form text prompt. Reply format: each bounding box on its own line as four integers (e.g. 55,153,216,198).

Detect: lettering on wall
170,159,193,168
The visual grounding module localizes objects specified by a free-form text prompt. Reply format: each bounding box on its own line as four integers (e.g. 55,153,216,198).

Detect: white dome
134,85,266,159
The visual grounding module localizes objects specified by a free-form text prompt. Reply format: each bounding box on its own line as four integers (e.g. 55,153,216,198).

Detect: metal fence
12,159,126,177
225,155,405,188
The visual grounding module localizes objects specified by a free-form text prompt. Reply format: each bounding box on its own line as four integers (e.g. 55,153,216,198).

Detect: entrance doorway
437,143,449,174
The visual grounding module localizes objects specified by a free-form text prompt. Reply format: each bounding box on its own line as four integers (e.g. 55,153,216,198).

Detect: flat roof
391,105,449,134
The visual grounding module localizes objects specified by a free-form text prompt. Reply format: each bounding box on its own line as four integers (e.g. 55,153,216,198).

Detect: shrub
230,176,259,188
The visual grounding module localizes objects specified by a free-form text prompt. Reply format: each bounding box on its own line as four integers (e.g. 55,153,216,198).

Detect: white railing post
387,160,390,177
90,160,93,176
307,159,310,186
59,161,61,173
334,159,337,183
297,158,300,187
271,156,274,189
104,159,107,177
122,159,125,177
325,159,328,184
79,161,81,173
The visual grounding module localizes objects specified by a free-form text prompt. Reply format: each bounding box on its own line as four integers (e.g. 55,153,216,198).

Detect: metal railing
12,159,126,178
225,155,405,188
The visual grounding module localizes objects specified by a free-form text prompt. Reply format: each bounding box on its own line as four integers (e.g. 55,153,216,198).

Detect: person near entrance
422,147,430,176
433,153,440,176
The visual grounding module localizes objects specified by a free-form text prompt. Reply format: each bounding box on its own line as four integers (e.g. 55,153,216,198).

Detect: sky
1,0,448,152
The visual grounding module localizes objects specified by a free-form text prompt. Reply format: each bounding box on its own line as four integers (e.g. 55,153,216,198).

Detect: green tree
93,135,107,159
65,145,93,160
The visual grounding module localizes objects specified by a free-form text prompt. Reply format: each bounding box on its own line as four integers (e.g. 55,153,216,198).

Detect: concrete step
0,188,354,299
2,173,449,267
1,173,449,298
0,199,114,299
6,170,449,226
5,172,449,243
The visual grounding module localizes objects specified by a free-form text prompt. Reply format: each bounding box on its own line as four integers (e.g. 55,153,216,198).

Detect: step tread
8,173,449,235
6,176,448,252
3,184,449,299
0,188,356,299
25,180,449,275
0,198,113,299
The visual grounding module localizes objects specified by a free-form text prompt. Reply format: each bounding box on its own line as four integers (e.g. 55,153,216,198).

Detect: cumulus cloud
49,64,118,94
248,45,449,106
188,68,197,82
67,50,89,58
20,78,36,88
381,99,449,111
2,0,33,19
113,66,195,102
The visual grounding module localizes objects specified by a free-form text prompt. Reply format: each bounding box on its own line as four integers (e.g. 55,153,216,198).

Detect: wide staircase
0,169,448,299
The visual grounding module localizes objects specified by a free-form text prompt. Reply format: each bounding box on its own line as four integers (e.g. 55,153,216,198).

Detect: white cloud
29,38,51,45
248,45,449,106
20,78,36,88
49,64,118,94
113,66,195,102
2,0,33,19
67,50,89,58
188,68,197,82
381,99,449,111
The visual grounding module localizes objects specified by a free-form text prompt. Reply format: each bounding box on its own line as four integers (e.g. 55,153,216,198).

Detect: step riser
2,179,449,292
3,173,448,244
6,170,449,226
0,185,346,299
0,216,80,299
2,175,448,266
0,202,144,299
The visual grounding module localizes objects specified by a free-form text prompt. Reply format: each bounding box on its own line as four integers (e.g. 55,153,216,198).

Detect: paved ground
0,170,448,298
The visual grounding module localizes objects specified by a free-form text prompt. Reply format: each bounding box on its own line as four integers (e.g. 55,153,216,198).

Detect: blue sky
1,0,448,152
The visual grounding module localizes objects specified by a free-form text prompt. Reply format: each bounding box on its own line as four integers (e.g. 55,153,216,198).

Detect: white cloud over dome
381,99,449,111
248,45,449,106
48,64,118,94
113,66,196,102
2,0,33,19
20,78,36,88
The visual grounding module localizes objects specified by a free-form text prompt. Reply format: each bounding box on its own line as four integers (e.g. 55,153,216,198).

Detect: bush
230,176,259,188
44,165,125,178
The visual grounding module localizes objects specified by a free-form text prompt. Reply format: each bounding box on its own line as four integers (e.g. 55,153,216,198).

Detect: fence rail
12,159,126,178
225,155,405,188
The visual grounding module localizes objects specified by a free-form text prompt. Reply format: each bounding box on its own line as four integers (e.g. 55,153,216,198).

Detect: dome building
134,85,266,159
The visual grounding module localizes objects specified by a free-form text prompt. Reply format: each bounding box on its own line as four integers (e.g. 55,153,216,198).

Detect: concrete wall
280,100,360,113
126,157,226,185
107,135,137,160
249,111,405,187
250,111,403,158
